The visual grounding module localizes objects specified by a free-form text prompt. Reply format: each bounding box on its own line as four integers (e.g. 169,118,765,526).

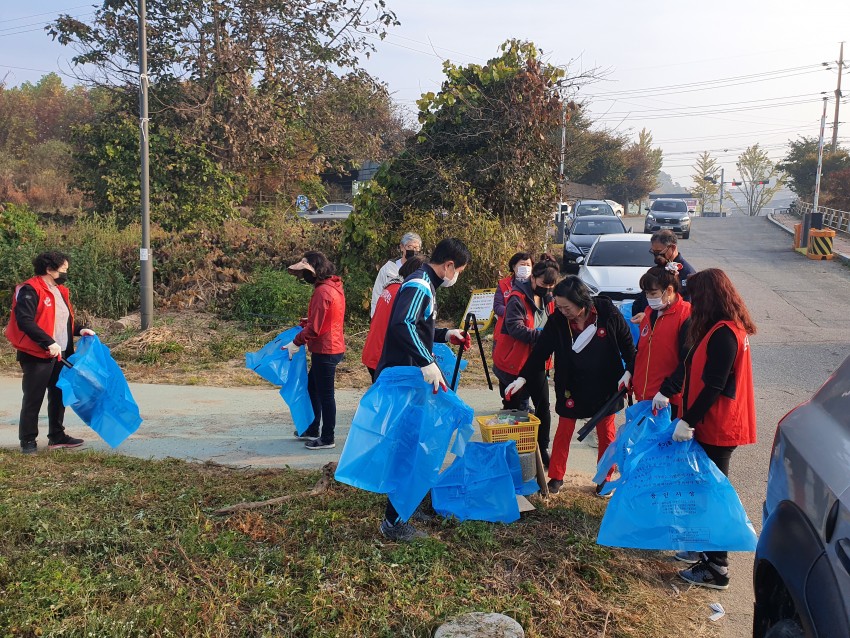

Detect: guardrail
792,202,850,235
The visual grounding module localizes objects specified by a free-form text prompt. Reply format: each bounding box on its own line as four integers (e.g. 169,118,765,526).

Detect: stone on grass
434,612,524,638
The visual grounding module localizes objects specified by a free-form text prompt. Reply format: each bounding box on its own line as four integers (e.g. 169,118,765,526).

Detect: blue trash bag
433,342,468,391
431,441,523,523
56,335,142,448
618,300,641,345
334,366,475,522
596,401,758,551
245,327,314,435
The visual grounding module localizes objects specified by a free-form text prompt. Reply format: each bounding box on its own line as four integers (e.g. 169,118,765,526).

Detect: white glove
47,343,62,358
80,328,96,337
281,341,300,360
652,392,669,413
504,376,526,400
445,329,471,350
617,371,631,390
421,361,446,393
672,419,694,442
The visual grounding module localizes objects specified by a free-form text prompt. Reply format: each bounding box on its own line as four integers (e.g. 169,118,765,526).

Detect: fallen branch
213,461,337,515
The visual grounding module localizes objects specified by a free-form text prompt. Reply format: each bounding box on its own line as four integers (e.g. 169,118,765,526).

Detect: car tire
764,620,805,638
682,231,690,239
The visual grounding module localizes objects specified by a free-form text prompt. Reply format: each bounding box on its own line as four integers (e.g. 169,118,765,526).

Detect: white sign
459,288,496,330
140,248,149,261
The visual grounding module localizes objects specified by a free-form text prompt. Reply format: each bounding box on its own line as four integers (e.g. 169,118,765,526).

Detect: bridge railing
788,202,850,235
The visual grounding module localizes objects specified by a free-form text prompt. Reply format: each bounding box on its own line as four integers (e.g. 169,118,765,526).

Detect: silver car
753,354,850,637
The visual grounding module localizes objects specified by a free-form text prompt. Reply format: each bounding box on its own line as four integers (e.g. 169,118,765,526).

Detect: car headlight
681,216,690,222
566,241,580,253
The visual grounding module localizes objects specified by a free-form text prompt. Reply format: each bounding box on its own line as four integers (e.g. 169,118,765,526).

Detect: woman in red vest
673,268,757,591
492,252,533,347
627,263,692,417
493,255,559,466
361,255,427,381
282,251,346,450
5,251,95,454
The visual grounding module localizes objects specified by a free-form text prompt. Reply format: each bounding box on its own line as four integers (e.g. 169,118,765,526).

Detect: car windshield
651,200,688,213
571,219,624,235
588,241,657,267
575,203,614,216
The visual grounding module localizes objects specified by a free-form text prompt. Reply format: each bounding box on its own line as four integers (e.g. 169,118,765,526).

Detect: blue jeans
306,352,343,444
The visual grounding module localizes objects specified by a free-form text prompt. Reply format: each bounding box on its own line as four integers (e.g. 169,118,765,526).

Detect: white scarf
571,322,597,353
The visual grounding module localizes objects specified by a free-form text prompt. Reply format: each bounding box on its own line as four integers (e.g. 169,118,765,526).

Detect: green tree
728,144,786,217
690,151,721,213
822,167,850,211
607,129,662,212
777,137,849,200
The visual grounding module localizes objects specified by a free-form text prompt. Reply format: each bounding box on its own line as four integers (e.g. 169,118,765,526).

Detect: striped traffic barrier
807,228,836,260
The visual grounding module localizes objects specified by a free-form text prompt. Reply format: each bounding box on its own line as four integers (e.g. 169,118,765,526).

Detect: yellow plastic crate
476,414,540,454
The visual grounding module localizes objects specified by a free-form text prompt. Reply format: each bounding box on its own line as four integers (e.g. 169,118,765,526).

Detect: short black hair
399,254,427,279
302,251,336,280
532,254,559,285
639,265,680,293
33,251,69,276
508,251,532,272
430,238,472,268
553,275,594,312
650,229,678,246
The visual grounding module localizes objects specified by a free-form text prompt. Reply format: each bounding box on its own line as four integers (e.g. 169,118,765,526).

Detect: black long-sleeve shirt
681,325,738,427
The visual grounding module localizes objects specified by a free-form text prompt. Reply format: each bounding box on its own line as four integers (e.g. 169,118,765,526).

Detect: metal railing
793,202,850,235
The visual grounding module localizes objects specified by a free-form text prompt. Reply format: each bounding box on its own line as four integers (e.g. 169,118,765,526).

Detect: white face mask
647,295,666,311
571,322,597,353
441,265,459,288
515,265,532,281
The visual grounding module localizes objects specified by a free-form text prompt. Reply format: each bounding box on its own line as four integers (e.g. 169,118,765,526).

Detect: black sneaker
679,560,730,590
21,440,37,455
379,519,428,542
294,429,319,441
410,506,435,523
674,551,702,564
547,478,563,494
305,439,335,450
47,434,84,450
595,482,613,499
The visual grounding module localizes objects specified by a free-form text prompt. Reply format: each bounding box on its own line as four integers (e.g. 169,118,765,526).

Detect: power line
597,92,823,116
0,5,91,25
596,98,822,122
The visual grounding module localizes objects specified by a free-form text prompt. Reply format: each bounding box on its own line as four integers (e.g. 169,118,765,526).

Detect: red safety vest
361,282,400,369
5,275,74,359
492,290,553,375
633,296,691,405
686,320,756,447
492,275,513,344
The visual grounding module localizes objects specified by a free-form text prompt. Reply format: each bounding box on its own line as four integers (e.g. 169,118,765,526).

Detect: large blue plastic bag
596,401,758,551
617,300,641,345
432,441,522,523
334,366,475,521
245,327,314,435
433,342,468,391
56,335,142,448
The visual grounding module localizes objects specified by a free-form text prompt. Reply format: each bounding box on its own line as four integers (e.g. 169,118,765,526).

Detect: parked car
752,354,850,638
576,233,655,302
605,199,625,217
563,215,629,271
644,199,691,238
571,199,617,219
299,202,353,223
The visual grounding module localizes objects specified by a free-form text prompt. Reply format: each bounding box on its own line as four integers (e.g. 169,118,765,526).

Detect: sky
1,0,848,190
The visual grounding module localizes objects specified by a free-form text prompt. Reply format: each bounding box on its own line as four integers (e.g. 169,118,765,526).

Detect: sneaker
21,440,37,455
547,478,563,494
679,560,730,590
379,519,428,542
411,506,435,523
293,429,319,441
595,482,613,499
674,551,702,564
305,439,335,450
47,435,84,450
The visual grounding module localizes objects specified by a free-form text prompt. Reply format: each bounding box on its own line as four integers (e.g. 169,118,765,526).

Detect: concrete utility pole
557,98,568,244
138,0,153,330
832,42,845,152
802,97,829,248
718,168,725,216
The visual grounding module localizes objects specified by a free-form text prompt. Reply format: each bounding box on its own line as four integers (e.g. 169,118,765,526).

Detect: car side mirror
576,256,584,264
644,207,650,212
627,227,632,233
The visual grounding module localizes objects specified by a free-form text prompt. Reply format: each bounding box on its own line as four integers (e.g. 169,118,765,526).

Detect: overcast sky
1,0,848,189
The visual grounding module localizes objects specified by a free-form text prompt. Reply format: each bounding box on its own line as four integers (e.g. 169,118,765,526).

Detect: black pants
496,367,551,465
305,352,343,444
18,352,67,443
699,441,737,567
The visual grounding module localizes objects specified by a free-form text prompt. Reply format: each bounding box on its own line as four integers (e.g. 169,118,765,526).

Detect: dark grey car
753,354,850,637
562,215,629,271
644,198,691,238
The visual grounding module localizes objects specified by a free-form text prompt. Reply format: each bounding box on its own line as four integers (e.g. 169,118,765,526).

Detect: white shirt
50,287,70,351
370,259,403,317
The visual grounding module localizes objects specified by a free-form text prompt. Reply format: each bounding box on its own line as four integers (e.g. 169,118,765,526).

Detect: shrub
230,270,313,326
0,203,46,245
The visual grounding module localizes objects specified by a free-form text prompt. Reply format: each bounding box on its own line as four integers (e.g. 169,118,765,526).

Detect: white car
577,234,656,302
605,199,625,217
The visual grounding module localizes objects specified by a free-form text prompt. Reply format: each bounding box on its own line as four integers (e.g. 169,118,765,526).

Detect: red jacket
293,276,346,354
686,320,756,447
361,281,400,369
492,288,554,375
492,275,513,343
633,296,691,404
5,275,74,359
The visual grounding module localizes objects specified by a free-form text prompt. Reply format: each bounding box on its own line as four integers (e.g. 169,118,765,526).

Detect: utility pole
138,0,153,330
557,98,568,244
832,42,845,152
718,167,725,216
802,97,829,248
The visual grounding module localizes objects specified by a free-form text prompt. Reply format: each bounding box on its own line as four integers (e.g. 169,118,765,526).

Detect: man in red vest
5,251,95,454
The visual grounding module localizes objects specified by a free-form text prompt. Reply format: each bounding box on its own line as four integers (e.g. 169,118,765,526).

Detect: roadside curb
766,213,850,267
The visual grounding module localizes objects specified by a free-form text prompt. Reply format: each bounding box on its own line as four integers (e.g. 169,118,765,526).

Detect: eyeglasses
649,248,670,257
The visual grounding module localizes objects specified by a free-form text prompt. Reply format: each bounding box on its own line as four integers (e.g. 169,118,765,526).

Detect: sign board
459,288,496,330
295,195,309,212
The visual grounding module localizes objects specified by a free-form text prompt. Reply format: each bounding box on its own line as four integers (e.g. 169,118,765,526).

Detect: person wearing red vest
5,251,95,454
361,255,427,381
282,252,346,450
627,263,692,417
492,256,558,465
492,252,533,345
672,268,757,591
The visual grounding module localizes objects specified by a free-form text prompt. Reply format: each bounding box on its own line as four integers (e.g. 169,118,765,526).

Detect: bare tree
690,151,720,213
727,144,786,216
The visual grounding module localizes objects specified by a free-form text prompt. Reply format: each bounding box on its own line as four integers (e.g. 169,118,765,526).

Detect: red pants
549,414,616,482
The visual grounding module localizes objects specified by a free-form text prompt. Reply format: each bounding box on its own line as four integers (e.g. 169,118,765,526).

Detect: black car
644,199,691,239
562,215,629,271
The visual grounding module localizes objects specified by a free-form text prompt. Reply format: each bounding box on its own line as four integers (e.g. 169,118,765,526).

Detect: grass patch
0,451,718,637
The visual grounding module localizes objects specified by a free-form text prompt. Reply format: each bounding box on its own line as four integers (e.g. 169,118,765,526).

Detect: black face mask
54,273,68,285
303,272,316,285
404,249,418,260
533,286,552,299
653,255,669,267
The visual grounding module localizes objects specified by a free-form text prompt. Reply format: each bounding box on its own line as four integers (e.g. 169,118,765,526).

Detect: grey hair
400,232,422,247
650,229,678,246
